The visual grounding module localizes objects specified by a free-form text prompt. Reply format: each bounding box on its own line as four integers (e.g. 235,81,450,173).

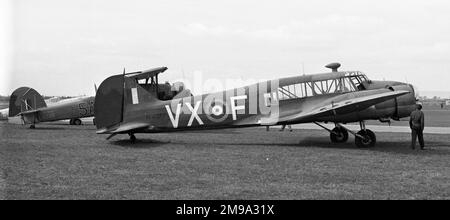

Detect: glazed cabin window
277,77,360,101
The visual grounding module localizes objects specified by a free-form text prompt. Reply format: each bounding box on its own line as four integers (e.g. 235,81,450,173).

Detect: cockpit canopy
277,71,370,100
156,81,191,100
126,67,192,101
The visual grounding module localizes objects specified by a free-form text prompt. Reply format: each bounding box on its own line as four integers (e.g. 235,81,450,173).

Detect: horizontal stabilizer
19,109,40,115
20,109,41,124
97,122,150,134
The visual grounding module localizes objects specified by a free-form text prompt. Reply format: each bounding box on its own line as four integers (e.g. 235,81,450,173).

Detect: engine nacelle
374,84,416,120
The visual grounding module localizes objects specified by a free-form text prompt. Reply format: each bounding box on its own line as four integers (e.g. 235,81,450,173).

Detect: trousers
411,128,425,149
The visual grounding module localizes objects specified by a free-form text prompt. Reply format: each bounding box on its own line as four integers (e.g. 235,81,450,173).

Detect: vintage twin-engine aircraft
94,63,417,148
9,87,95,128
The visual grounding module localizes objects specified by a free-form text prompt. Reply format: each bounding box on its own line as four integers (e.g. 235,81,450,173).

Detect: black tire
129,134,137,143
73,119,82,126
330,127,349,143
30,124,36,129
69,119,74,125
93,118,96,126
355,129,376,148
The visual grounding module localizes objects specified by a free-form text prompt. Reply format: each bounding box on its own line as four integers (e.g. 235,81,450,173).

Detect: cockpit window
277,71,369,100
136,80,189,101
346,71,368,90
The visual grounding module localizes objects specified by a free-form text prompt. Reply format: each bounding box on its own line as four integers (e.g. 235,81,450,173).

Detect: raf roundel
206,100,228,123
212,105,224,116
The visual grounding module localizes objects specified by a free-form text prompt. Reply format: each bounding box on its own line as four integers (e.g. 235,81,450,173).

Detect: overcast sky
1,0,449,96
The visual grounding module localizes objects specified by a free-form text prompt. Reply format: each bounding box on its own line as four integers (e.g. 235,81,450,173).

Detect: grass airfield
1,122,449,200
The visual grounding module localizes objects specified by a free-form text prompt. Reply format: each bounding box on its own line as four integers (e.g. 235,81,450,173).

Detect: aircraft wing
264,90,410,125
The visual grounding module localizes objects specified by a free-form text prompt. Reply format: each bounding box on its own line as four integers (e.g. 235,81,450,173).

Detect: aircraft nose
387,83,418,119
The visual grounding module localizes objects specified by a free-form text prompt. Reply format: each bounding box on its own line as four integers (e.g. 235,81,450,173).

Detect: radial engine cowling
374,84,417,120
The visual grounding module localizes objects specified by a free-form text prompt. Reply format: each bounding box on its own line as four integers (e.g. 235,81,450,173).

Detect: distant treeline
45,96,76,100
0,95,76,102
0,96,9,102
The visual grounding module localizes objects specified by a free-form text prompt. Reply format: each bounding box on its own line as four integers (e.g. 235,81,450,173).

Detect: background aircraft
0,108,8,120
94,63,418,148
0,96,89,120
8,87,95,128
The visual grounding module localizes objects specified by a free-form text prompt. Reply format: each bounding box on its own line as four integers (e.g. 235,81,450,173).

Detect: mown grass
1,123,449,200
366,107,450,127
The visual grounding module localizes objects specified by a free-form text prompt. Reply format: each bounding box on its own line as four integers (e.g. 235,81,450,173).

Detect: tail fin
94,75,125,130
9,87,47,117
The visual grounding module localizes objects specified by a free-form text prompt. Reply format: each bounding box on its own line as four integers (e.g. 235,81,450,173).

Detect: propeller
413,85,420,102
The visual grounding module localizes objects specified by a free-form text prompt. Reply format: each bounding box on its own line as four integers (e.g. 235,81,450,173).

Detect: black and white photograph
0,0,449,204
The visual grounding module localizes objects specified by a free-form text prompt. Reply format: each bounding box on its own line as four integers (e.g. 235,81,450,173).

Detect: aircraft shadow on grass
25,126,67,131
113,135,449,156
30,126,97,131
111,139,170,148
179,129,242,134
299,137,449,155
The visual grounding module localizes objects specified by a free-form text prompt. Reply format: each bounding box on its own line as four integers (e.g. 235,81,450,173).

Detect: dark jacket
409,110,425,130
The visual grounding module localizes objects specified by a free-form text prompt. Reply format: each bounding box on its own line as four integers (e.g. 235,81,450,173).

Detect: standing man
410,103,425,150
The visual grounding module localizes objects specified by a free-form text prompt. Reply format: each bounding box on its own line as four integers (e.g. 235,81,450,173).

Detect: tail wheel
355,129,376,148
330,127,349,143
73,119,82,126
129,133,137,143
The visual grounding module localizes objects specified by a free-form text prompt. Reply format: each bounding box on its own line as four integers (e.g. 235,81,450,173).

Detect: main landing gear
314,121,376,148
354,121,376,148
330,126,349,143
69,118,82,126
129,133,137,143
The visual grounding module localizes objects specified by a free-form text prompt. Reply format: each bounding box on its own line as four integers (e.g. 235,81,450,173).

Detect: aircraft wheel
73,119,82,126
355,129,376,148
330,127,349,143
129,134,137,143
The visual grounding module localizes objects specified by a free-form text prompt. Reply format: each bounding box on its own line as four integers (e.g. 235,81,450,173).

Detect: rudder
94,75,124,130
